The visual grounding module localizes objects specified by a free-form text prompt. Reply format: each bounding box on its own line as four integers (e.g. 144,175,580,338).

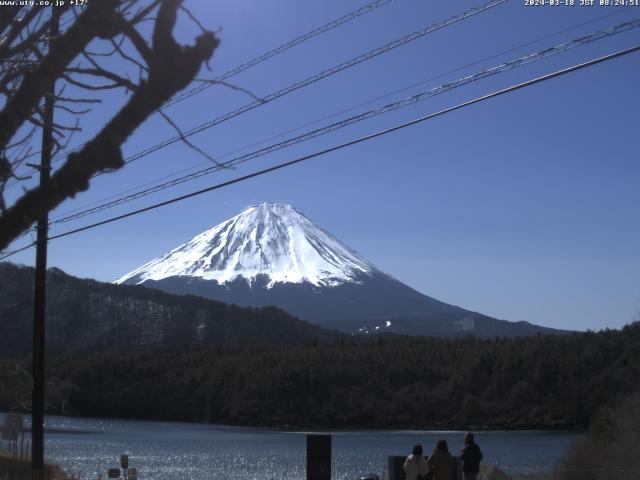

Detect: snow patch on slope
115,202,377,288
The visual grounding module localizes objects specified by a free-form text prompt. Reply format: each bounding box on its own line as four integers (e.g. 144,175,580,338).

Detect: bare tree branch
0,0,123,151
156,108,224,166
0,0,219,250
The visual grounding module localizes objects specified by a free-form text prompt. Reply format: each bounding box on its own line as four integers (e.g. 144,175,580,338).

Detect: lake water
4,414,584,480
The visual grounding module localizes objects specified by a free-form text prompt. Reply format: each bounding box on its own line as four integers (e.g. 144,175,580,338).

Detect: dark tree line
1,322,638,429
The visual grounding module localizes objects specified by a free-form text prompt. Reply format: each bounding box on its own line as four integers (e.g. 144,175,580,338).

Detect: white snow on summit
115,202,377,288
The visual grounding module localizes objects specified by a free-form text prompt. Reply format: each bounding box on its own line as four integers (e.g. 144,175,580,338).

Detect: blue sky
4,0,640,331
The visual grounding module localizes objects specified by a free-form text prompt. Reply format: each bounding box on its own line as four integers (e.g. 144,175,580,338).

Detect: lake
4,414,584,480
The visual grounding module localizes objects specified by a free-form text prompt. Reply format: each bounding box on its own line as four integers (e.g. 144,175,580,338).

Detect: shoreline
1,418,573,480
481,466,555,480
3,409,586,434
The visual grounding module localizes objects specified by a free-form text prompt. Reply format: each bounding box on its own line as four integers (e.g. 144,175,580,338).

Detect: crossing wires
2,42,639,262
47,6,636,227
3,0,510,244
5,0,397,186
164,0,396,108
7,0,509,195
110,0,509,173
46,18,640,226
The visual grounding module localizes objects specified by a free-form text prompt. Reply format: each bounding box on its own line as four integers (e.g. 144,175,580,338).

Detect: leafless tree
0,0,219,251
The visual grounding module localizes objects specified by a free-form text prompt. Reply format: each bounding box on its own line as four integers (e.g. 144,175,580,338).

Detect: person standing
404,444,429,480
460,432,483,480
426,440,453,480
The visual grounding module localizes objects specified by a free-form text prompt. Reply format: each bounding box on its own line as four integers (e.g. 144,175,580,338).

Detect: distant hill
0,262,341,357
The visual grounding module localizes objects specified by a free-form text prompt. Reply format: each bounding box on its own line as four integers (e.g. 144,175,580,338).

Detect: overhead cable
2,41,638,261
48,18,640,225
164,0,396,108
100,0,509,174
5,0,396,185
49,7,635,222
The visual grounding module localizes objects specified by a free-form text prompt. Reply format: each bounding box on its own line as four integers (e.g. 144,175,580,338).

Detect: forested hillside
0,262,341,356
1,323,638,429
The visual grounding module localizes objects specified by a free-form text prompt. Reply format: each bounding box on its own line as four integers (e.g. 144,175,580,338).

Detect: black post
306,434,331,480
31,11,57,480
388,456,407,480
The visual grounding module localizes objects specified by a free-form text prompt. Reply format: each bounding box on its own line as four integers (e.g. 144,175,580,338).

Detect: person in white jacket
404,444,429,480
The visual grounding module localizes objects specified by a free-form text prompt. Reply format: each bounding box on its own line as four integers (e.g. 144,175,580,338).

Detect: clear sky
4,0,640,332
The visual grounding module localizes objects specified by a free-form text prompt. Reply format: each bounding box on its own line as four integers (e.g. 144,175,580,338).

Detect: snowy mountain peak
115,202,378,288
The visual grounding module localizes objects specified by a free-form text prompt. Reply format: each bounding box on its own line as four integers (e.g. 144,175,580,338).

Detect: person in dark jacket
460,432,483,480
426,440,453,480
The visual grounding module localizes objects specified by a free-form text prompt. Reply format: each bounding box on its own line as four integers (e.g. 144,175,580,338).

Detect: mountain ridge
0,262,342,357
118,203,570,338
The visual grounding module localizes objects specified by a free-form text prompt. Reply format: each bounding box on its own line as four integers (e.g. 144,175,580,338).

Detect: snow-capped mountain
118,202,568,338
116,203,377,288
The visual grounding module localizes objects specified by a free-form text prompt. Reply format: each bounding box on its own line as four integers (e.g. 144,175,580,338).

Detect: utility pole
31,10,58,480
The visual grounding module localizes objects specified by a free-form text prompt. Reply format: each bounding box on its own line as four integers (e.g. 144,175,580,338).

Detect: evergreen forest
1,322,638,430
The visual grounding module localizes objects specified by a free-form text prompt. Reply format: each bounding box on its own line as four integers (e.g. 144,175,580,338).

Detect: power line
10,0,501,192
48,18,640,226
0,244,34,259
5,0,508,235
110,0,507,172
49,6,635,224
6,0,396,186
17,0,503,185
164,0,396,108
3,41,638,261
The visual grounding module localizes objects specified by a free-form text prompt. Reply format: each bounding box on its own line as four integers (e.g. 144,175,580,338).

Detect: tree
0,0,218,251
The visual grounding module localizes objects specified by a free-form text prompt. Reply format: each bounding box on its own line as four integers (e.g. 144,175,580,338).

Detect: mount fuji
117,203,566,338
